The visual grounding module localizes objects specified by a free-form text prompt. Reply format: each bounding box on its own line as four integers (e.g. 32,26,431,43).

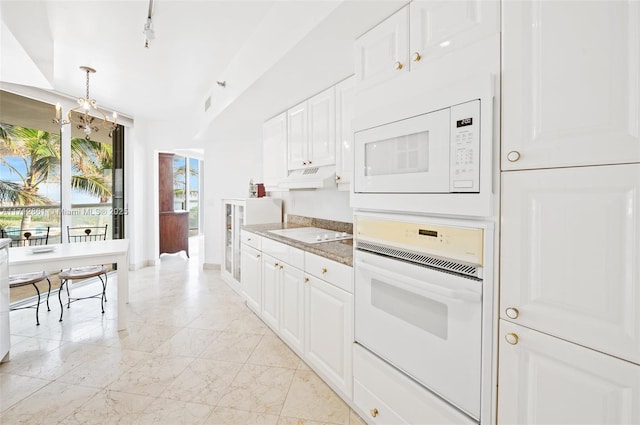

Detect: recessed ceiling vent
204,95,212,112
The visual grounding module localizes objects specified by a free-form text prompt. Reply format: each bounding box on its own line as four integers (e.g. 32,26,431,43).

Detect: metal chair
67,225,108,242
1,227,52,325
9,271,52,326
58,225,109,321
1,227,50,247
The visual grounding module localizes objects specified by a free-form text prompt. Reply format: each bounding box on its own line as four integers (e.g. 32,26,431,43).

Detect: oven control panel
355,216,483,266
450,100,480,193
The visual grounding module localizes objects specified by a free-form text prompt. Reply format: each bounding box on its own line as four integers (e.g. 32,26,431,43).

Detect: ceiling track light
143,0,155,48
53,66,118,140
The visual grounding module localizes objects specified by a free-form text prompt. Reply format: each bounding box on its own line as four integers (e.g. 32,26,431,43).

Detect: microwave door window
365,131,429,177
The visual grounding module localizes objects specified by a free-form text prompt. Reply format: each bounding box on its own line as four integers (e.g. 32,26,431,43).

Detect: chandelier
53,66,118,140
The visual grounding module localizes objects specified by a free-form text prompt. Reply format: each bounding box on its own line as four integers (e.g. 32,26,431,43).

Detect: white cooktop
268,227,352,244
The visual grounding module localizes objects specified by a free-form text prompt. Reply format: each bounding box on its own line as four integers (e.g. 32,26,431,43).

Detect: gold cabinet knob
505,333,519,345
321,267,328,274
370,408,379,418
505,307,519,319
336,175,341,182
302,161,307,166
247,237,251,241
279,265,284,270
274,262,279,267
507,151,521,162
308,160,313,165
256,254,260,258
411,52,421,62
304,277,310,283
394,61,403,71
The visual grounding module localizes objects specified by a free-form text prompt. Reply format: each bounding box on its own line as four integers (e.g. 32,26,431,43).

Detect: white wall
273,190,352,223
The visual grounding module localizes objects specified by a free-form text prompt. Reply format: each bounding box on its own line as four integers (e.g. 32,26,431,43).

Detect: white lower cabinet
353,344,475,425
240,244,262,314
243,234,354,401
280,263,305,353
261,254,281,330
498,320,640,425
305,274,353,398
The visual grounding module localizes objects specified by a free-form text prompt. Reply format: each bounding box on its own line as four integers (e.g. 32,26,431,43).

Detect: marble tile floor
0,253,367,425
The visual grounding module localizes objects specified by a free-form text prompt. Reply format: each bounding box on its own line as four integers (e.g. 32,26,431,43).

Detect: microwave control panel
450,100,480,192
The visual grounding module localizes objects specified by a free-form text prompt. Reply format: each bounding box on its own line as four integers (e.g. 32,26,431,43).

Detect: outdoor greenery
0,122,113,232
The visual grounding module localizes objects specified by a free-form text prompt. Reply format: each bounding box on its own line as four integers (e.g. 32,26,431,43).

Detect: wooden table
8,239,129,330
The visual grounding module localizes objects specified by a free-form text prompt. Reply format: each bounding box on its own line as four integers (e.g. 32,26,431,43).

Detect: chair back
0,227,50,247
67,225,108,243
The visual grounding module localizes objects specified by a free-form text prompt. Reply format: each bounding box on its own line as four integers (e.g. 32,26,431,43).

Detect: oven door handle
355,259,481,303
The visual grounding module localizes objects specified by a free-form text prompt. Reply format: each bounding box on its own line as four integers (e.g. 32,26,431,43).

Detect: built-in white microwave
354,100,480,194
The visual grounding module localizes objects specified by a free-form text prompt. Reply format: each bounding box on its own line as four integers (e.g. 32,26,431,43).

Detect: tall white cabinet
221,198,281,294
499,1,640,422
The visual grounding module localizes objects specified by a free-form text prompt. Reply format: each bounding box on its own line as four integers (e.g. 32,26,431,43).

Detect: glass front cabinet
221,198,282,294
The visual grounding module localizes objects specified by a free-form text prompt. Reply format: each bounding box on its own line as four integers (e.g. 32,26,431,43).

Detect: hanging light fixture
53,66,118,140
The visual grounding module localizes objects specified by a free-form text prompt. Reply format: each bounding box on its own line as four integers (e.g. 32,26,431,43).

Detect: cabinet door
262,112,288,189
280,263,305,353
335,76,355,190
305,275,353,397
498,320,640,424
502,0,640,170
287,102,308,170
501,164,640,364
261,254,280,330
241,244,262,314
409,0,499,72
355,6,409,91
308,87,336,167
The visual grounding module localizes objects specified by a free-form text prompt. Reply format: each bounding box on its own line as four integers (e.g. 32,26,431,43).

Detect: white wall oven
353,212,494,423
351,74,495,218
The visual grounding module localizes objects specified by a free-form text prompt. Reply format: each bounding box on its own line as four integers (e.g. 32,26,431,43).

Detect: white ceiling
0,0,406,131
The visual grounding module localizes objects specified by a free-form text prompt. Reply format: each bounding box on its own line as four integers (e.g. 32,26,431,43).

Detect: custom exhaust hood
279,166,337,189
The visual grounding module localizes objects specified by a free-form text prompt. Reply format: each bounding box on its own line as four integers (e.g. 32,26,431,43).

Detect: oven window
364,131,429,176
371,278,448,339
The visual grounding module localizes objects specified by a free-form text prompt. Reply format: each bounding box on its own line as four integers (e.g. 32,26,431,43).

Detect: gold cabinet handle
394,61,403,71
321,267,328,274
370,408,379,418
507,151,521,162
274,262,279,267
304,277,310,283
336,175,341,182
279,265,284,270
505,333,519,345
411,52,421,62
505,307,519,319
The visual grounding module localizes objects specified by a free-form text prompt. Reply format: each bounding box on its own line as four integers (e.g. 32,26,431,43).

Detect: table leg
117,253,128,331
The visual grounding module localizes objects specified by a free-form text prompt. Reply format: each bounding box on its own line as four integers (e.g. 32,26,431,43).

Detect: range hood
279,166,337,189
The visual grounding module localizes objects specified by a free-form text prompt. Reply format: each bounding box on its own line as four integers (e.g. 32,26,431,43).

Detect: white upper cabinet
501,164,640,365
355,6,409,90
287,88,336,170
307,87,336,168
502,0,640,170
335,76,355,190
498,320,640,425
355,1,499,90
262,112,288,190
409,0,499,72
287,102,308,170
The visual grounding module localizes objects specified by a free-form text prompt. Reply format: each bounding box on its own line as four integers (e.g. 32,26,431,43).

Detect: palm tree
0,125,60,229
0,124,113,231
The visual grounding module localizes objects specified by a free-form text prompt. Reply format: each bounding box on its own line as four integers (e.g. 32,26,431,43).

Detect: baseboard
203,263,221,270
